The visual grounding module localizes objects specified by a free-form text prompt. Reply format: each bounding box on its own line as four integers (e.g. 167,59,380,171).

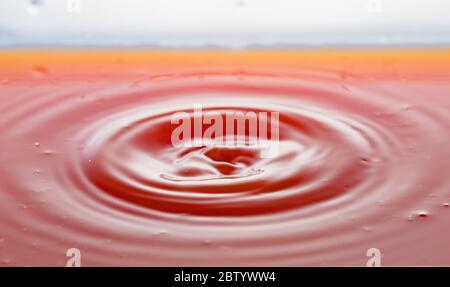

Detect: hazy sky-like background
1,0,450,47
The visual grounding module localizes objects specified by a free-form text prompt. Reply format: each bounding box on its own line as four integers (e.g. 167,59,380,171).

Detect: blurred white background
1,0,450,47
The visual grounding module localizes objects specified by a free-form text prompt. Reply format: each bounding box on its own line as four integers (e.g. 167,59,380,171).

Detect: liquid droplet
27,0,43,15
34,142,40,147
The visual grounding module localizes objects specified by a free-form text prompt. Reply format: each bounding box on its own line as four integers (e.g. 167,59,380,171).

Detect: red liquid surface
0,50,450,266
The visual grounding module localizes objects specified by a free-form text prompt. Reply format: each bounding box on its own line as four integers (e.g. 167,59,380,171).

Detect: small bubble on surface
417,211,429,218
401,103,412,110
153,230,168,236
361,226,372,232
31,65,49,77
1,258,12,264
360,157,370,165
202,240,213,246
32,169,41,174
409,210,430,220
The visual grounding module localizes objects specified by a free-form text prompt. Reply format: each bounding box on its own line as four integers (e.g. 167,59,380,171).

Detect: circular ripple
79,101,376,217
